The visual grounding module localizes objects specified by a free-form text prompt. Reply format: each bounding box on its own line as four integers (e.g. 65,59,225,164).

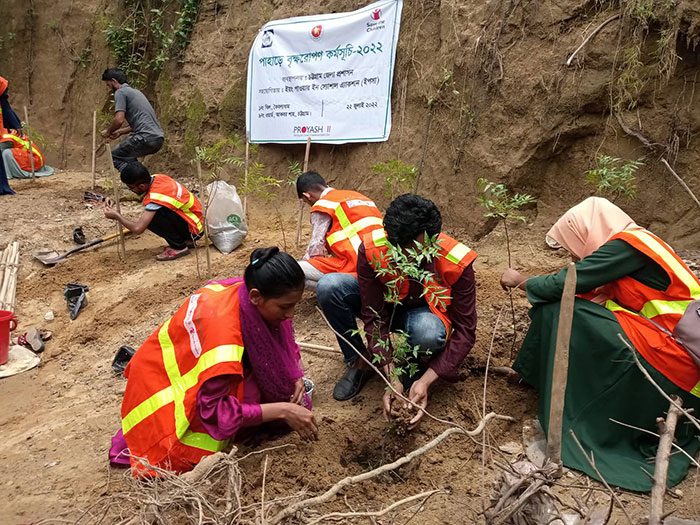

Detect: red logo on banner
370,9,381,20
310,25,322,40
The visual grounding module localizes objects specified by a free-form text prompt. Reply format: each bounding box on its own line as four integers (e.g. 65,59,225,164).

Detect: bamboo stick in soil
91,110,97,190
243,132,250,218
546,262,577,472
7,243,19,312
0,246,10,309
296,137,311,247
1,243,17,310
197,159,212,280
109,142,126,262
23,106,36,181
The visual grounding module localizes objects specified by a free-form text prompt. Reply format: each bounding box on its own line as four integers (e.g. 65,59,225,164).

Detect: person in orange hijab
501,197,700,491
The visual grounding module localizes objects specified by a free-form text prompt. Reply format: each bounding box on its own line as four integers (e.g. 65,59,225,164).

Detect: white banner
246,0,403,144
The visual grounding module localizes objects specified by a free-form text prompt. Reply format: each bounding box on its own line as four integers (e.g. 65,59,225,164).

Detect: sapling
352,234,449,430
371,159,418,200
585,155,644,201
477,178,537,356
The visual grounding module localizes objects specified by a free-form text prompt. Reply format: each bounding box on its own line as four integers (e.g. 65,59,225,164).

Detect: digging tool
34,230,131,266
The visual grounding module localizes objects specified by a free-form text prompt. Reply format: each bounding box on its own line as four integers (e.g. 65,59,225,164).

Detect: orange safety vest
308,189,384,274
363,230,477,333
604,229,700,396
142,174,203,235
121,281,246,476
0,132,45,171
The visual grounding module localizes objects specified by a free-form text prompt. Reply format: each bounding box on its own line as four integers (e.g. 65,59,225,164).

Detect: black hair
102,68,127,84
296,171,327,198
120,161,151,185
244,247,304,298
384,194,442,247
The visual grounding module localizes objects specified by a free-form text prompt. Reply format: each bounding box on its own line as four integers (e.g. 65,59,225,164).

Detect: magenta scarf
232,280,303,403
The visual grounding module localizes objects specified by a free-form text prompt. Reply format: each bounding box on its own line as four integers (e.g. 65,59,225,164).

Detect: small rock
44,460,60,468
44,310,54,321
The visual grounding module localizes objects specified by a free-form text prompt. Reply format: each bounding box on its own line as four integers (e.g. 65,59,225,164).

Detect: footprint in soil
341,407,420,482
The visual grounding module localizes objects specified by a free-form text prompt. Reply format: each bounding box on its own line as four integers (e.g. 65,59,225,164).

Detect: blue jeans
316,273,446,366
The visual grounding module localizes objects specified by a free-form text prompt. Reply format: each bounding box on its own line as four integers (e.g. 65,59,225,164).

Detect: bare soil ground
1,171,698,523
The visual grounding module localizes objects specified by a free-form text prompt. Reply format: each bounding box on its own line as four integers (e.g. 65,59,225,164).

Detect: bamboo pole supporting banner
546,262,577,470
109,141,126,262
296,137,311,247
91,110,97,190
243,132,250,218
197,159,212,280
23,106,36,181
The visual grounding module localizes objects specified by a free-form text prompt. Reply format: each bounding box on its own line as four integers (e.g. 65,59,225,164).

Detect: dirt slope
0,172,698,523
1,1,700,242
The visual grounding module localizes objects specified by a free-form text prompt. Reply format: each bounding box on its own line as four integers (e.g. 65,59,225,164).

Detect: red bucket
0,310,17,366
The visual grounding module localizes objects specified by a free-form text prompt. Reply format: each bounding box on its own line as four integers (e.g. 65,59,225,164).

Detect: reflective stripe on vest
122,318,244,452
1,133,44,162
314,198,382,252
605,230,700,319
605,229,700,397
149,190,203,233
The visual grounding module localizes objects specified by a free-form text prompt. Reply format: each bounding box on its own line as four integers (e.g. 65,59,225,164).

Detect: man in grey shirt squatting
101,68,165,172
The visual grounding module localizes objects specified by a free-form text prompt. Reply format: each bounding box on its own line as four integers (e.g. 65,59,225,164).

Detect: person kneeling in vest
501,197,700,492
318,195,477,425
109,247,318,476
103,161,203,261
296,171,384,289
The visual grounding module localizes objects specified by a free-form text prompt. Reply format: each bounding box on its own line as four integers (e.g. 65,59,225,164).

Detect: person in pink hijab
501,197,700,492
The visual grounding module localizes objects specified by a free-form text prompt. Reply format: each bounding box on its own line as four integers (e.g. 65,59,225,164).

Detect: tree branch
269,417,508,524
569,429,634,524
649,397,684,525
617,334,700,433
305,489,447,525
566,14,621,67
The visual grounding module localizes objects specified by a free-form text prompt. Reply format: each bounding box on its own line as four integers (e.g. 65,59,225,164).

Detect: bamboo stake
7,243,19,312
546,262,577,471
197,159,212,280
91,110,97,190
296,137,311,247
243,132,250,218
298,341,338,353
0,246,10,309
649,396,683,525
109,141,126,262
23,106,36,181
2,243,17,310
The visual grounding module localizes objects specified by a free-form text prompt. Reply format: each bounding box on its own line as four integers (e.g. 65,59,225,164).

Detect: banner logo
370,9,381,20
261,29,274,48
310,25,323,40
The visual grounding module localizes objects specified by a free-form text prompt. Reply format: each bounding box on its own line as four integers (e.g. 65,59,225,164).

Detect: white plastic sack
206,181,248,254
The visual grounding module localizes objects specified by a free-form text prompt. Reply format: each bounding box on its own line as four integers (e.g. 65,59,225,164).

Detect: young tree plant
371,159,418,199
353,234,448,398
477,178,536,356
585,155,644,201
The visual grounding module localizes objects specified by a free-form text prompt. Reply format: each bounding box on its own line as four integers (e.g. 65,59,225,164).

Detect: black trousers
112,135,164,172
147,207,201,250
